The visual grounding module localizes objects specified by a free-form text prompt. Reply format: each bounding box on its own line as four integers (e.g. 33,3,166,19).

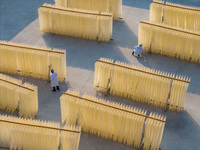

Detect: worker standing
50,69,60,92
132,44,145,57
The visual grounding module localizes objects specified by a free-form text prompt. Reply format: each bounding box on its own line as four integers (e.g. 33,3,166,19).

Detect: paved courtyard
0,0,200,149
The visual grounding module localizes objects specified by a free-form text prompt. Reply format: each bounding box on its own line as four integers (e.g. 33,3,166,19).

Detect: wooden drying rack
40,5,113,17
0,42,65,54
95,85,184,109
96,59,190,83
0,118,80,133
62,92,166,123
151,0,200,12
140,21,200,37
0,78,34,91
0,146,10,150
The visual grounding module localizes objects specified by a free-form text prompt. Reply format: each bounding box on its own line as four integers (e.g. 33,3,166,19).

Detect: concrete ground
0,0,200,149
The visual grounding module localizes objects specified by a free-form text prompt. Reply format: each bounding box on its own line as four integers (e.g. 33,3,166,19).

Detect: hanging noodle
93,58,190,111
60,89,166,148
138,21,200,62
0,73,38,117
150,0,200,31
0,41,66,81
38,4,113,42
55,0,122,19
0,114,81,150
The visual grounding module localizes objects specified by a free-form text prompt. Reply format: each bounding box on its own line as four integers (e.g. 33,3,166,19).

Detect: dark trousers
132,51,140,57
52,86,59,91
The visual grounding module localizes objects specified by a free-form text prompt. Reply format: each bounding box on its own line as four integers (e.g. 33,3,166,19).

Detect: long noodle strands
138,21,200,63
150,0,200,31
55,0,122,19
149,0,164,23
93,58,190,111
38,4,113,42
0,41,66,81
143,113,166,150
61,89,166,148
0,114,81,150
0,73,38,118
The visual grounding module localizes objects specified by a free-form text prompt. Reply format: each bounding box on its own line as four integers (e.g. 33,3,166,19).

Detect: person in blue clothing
132,44,145,57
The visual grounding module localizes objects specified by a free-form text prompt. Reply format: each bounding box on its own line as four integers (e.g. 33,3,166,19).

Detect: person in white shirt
132,44,145,57
50,69,59,92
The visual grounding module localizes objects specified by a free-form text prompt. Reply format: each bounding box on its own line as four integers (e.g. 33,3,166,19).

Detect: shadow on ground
0,0,54,41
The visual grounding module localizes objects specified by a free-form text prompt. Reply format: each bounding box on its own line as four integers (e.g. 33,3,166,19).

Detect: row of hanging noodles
149,0,200,31
55,0,122,19
138,21,200,63
60,89,166,149
0,41,66,81
38,3,113,42
0,73,38,118
93,58,190,111
0,114,81,150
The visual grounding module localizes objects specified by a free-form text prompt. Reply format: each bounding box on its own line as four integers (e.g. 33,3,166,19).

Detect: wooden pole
0,119,80,133
0,42,65,54
140,21,200,37
62,92,166,123
0,78,34,91
96,59,190,83
151,0,200,12
40,5,113,17
0,146,11,150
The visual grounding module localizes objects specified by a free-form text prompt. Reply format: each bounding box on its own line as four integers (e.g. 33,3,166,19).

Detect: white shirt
133,46,145,55
50,72,59,87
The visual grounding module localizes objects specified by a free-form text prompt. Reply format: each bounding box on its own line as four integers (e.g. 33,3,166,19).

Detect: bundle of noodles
38,4,113,42
18,82,38,118
0,73,21,113
93,57,113,92
93,58,190,111
138,21,200,62
60,124,81,150
55,0,122,19
143,113,166,150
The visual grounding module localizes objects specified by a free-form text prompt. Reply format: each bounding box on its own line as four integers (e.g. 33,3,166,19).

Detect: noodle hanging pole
40,5,112,17
62,92,166,123
96,59,190,83
0,42,64,54
140,21,200,37
0,119,80,133
0,78,34,91
0,146,11,150
151,0,200,12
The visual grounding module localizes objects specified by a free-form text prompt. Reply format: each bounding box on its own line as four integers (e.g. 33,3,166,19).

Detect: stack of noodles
55,0,122,19
0,73,38,118
38,4,113,42
138,21,200,62
0,114,81,150
0,41,66,81
18,82,38,118
93,58,190,111
60,89,166,149
149,0,200,31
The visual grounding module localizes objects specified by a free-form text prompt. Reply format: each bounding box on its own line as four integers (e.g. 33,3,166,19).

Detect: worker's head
139,44,143,47
51,69,54,73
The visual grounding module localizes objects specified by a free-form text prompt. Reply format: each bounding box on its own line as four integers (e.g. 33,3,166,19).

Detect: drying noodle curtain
38,4,113,42
93,58,190,111
60,89,166,149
